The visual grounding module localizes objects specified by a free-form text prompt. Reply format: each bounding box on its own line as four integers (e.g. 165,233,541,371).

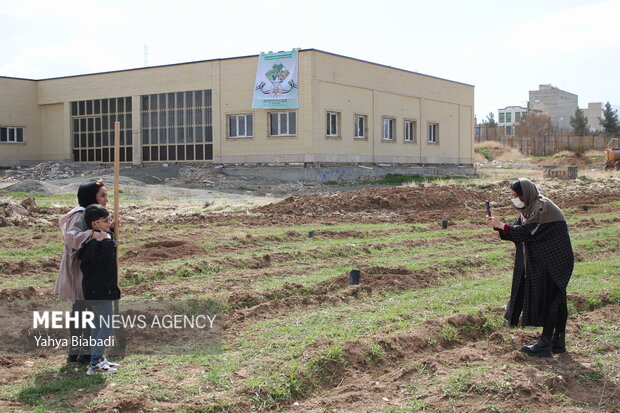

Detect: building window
141,90,213,162
382,117,395,141
506,112,512,123
228,114,253,138
354,115,367,139
404,120,416,142
506,125,513,135
269,111,296,136
515,112,521,122
499,113,505,123
71,97,132,163
0,126,24,143
428,123,439,143
326,112,339,137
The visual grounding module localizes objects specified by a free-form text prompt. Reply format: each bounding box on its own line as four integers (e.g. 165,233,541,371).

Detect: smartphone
485,200,491,216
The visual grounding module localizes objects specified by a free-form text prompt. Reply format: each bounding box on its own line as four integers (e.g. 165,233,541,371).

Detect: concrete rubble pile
1,161,106,181
177,165,313,194
179,166,229,185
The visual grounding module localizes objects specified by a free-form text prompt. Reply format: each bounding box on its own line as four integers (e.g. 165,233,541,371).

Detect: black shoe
552,332,566,354
520,335,552,358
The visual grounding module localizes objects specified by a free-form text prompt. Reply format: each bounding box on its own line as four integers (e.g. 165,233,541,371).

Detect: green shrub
475,146,492,161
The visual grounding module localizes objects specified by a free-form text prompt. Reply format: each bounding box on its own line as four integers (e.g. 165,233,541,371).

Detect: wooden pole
113,121,120,274
111,120,127,355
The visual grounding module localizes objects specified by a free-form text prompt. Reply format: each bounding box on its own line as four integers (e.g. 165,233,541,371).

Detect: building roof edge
0,75,37,81
304,49,474,87
11,49,474,87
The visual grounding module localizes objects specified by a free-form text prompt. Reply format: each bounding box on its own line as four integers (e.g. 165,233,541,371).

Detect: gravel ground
1,159,617,204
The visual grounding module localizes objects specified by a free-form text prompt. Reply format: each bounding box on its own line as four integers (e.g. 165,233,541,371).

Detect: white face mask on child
512,197,525,209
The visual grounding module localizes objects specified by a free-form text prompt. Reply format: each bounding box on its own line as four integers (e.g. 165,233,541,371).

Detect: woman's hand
110,217,122,230
486,216,504,230
91,230,108,241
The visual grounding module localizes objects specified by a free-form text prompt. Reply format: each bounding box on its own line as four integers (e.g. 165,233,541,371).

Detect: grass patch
15,366,106,411
0,242,64,259
0,192,76,207
475,146,492,161
246,364,305,409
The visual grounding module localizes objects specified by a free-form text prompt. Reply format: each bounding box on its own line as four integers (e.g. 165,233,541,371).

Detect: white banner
252,50,298,109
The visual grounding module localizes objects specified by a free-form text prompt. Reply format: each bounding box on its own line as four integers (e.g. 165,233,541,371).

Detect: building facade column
132,95,142,165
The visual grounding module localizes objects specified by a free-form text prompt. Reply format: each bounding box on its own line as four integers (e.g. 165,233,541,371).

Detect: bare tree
483,112,497,128
516,113,551,138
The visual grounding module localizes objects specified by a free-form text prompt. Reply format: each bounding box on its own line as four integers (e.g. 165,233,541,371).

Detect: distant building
582,102,602,132
528,84,578,131
498,106,528,136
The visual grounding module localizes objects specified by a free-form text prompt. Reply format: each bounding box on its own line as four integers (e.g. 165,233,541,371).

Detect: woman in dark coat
487,178,574,357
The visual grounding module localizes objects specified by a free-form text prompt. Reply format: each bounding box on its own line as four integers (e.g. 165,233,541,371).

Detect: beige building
1,49,474,171
582,102,602,132
529,84,578,131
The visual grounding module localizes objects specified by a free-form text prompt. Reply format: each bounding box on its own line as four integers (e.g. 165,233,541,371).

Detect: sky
1,0,619,121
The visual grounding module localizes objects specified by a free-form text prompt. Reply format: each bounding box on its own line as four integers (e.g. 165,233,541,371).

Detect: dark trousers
68,300,91,356
542,279,568,336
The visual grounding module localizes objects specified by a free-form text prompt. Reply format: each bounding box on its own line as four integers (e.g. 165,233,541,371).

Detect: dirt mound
87,397,146,413
0,355,22,368
355,266,437,291
0,180,53,194
311,230,367,239
0,286,47,300
228,267,439,324
280,304,620,413
122,239,206,264
0,198,51,227
475,141,514,160
533,152,593,166
0,258,59,276
252,186,486,216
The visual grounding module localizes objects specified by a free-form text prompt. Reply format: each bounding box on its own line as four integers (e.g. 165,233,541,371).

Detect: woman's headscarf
515,178,565,227
77,180,104,208
59,179,104,235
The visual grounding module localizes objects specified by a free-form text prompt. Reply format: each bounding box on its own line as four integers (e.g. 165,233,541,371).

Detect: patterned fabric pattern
500,218,574,326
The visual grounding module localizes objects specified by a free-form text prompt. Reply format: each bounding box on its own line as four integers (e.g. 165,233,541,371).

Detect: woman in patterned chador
487,178,574,357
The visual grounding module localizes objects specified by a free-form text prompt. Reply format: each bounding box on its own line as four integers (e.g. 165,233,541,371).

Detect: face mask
512,197,525,209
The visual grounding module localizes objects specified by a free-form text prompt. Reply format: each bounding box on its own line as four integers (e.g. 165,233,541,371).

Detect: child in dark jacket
78,205,121,375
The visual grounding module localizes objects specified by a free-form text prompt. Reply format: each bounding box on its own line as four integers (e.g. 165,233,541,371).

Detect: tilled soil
252,182,620,220
278,303,620,413
0,176,619,412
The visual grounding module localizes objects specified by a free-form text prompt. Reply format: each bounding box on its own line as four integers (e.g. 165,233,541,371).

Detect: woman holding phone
487,178,574,357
